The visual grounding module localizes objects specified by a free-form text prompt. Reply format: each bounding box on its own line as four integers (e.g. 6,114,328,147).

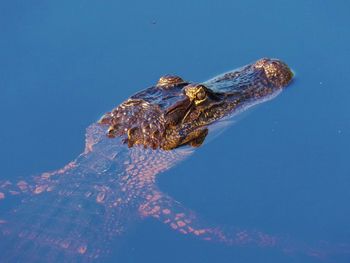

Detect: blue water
1,1,349,262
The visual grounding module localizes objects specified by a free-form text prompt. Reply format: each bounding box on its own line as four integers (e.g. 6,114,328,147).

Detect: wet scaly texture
100,58,293,150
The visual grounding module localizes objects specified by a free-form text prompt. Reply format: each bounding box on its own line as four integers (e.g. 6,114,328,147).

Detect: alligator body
1,58,345,262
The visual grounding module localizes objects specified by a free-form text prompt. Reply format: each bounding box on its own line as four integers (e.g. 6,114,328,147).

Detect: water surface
0,1,349,262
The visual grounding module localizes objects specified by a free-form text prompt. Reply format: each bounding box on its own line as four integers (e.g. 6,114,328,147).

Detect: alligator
0,58,347,262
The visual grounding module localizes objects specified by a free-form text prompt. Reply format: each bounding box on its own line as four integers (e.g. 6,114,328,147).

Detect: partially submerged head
99,58,293,150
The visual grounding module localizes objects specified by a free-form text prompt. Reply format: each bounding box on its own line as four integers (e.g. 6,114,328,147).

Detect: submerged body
0,58,346,262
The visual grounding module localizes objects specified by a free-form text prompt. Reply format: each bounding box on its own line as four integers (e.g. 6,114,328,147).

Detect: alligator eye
184,84,209,105
196,86,206,101
157,75,185,89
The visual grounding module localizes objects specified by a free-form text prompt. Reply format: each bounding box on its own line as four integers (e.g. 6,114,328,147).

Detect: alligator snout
254,58,293,89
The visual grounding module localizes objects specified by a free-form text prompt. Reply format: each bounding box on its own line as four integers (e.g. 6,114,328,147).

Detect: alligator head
99,58,293,150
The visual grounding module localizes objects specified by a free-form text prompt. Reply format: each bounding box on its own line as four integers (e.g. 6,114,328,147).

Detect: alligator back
0,124,192,262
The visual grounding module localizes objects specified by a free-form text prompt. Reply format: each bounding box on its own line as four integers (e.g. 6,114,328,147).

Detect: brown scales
100,58,293,150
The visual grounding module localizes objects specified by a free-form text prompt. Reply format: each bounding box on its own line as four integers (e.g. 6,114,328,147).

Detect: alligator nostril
254,58,293,88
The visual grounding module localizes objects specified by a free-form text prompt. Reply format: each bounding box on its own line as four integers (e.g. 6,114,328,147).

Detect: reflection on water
0,0,350,262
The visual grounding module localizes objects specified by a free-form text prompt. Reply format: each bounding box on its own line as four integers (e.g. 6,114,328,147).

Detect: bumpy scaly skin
3,58,343,262
99,58,293,150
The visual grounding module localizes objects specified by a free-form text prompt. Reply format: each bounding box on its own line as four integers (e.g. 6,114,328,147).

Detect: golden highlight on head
254,58,293,88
